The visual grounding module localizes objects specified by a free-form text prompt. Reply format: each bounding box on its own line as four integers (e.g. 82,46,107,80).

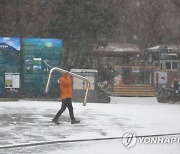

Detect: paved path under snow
0,97,180,153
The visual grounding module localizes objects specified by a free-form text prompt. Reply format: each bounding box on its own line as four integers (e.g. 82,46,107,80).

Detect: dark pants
54,98,75,121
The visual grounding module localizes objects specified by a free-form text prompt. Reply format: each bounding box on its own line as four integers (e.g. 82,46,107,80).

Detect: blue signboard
0,37,21,96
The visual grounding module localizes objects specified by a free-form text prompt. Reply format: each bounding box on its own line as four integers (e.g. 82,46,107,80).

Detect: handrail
45,67,90,106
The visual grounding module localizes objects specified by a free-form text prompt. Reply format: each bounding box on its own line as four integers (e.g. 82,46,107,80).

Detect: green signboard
22,38,63,97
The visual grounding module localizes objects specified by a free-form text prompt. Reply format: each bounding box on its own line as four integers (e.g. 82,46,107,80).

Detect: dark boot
71,119,80,124
52,118,60,124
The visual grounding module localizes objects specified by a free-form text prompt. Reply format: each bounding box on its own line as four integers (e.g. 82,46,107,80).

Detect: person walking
52,72,80,124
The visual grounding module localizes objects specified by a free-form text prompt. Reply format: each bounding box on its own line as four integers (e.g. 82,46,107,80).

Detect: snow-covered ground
0,97,180,154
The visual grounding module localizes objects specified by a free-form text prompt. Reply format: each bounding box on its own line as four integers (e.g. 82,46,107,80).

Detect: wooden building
91,43,156,97
146,45,180,87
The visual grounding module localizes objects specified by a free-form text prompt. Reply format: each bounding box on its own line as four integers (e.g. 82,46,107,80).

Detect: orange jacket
59,74,73,100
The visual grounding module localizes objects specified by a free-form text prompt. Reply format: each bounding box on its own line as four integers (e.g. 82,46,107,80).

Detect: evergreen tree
50,0,118,68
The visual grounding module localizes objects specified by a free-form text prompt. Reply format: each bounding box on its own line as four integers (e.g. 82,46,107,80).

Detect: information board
22,38,63,97
0,37,20,96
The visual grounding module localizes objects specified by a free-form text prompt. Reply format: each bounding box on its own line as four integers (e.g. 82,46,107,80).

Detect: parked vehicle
156,84,180,103
97,87,111,103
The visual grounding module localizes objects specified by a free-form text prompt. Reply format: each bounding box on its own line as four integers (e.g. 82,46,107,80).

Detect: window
172,62,178,69
154,62,159,67
165,62,171,69
161,61,179,70
161,63,163,70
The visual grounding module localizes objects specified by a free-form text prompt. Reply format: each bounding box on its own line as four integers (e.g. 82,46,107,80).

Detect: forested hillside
0,0,180,67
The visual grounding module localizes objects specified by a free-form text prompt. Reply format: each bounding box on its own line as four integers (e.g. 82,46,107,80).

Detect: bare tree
0,0,180,51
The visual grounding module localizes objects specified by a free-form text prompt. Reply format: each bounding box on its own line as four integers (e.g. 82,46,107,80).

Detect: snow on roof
147,45,180,52
70,69,98,73
94,43,140,53
147,45,161,50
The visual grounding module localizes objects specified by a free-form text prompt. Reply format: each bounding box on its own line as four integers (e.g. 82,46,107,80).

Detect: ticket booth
70,69,98,103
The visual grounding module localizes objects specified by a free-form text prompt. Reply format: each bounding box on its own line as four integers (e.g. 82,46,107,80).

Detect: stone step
113,84,156,97
113,89,155,92
113,84,153,87
113,92,155,97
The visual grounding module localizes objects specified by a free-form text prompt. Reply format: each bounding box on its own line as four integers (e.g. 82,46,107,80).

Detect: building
146,45,180,86
91,43,155,97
